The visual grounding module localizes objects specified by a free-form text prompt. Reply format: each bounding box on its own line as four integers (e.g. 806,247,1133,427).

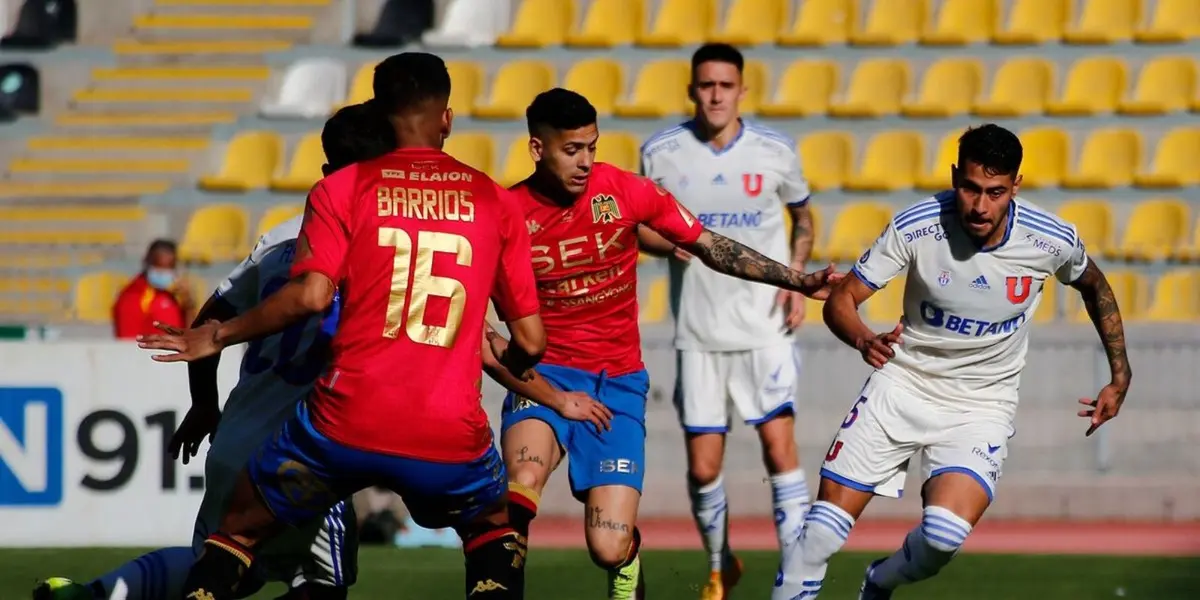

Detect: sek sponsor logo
598,458,639,474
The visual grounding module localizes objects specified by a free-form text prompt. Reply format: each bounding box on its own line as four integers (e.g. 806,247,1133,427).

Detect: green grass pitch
3,547,1198,599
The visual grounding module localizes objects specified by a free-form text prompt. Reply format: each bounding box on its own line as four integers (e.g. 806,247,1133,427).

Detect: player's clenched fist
138,320,225,363
855,322,903,369
553,390,614,434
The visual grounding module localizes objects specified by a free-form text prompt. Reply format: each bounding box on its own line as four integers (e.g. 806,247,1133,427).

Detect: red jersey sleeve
490,187,540,321
290,179,350,283
628,171,703,246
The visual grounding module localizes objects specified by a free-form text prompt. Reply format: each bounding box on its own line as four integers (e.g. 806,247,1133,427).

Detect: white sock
869,505,971,589
772,501,853,600
89,546,196,600
688,474,730,572
769,468,811,549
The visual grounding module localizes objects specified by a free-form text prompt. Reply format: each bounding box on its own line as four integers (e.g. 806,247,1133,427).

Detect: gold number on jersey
378,228,474,347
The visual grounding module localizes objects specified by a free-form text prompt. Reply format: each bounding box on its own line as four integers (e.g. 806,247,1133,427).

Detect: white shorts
194,410,358,589
674,343,800,433
820,374,1013,501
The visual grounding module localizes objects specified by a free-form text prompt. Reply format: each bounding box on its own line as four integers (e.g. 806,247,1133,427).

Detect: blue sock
89,546,196,600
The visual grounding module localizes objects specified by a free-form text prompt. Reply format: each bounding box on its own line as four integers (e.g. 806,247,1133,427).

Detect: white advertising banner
0,342,244,547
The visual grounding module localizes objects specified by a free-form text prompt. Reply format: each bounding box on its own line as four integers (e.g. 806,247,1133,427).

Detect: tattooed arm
677,229,838,299
1068,260,1132,435
787,204,815,269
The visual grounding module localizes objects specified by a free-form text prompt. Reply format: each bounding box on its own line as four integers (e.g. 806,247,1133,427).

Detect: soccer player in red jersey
494,89,841,599
138,53,546,600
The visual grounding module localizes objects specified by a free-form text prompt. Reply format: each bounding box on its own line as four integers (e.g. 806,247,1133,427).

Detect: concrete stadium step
0,251,106,269
155,0,329,6
133,13,316,40
112,39,292,61
26,135,212,153
54,111,238,129
0,205,148,222
8,158,193,176
147,1,331,14
0,181,172,199
0,229,128,247
72,87,257,104
91,66,272,83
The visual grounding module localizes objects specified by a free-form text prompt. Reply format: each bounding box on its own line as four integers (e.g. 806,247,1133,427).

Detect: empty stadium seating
422,0,510,48
261,59,347,119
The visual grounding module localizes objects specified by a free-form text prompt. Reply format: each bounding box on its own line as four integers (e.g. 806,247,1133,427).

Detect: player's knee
799,502,854,566
586,530,634,570
919,506,972,555
687,456,723,486
508,464,547,494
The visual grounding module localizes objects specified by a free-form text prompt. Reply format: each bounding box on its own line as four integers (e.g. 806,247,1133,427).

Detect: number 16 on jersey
379,227,472,348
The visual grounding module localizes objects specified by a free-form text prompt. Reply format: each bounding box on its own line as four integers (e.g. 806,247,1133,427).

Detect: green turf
5,547,1199,599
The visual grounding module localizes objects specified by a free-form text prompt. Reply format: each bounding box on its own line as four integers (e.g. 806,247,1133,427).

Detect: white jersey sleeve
780,151,811,208
215,215,304,312
851,220,913,291
1055,235,1089,285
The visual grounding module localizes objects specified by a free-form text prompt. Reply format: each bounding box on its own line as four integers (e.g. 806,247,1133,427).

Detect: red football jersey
291,148,540,462
510,162,703,376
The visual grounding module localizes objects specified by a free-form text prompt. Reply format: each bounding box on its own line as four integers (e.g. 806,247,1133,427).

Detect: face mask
146,268,176,290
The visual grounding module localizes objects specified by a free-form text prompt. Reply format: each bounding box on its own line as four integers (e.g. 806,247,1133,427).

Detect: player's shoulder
741,121,797,157
262,214,303,245
890,190,957,232
639,121,692,160
1011,196,1078,248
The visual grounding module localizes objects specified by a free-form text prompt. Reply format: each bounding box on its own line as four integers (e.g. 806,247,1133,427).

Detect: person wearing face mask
112,239,189,339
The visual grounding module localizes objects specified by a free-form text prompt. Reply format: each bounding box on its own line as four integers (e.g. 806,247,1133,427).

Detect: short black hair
525,88,598,136
372,52,452,115
957,124,1023,177
322,100,396,172
144,239,176,262
691,43,744,78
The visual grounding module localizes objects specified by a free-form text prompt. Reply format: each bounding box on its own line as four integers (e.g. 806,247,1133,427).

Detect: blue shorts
248,401,506,530
500,365,648,500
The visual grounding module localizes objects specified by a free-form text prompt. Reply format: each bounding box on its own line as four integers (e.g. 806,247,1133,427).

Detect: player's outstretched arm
170,294,239,463
1069,261,1132,435
482,323,612,431
824,275,903,369
679,229,841,299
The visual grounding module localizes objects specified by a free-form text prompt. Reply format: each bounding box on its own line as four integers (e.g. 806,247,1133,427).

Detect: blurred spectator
112,239,192,339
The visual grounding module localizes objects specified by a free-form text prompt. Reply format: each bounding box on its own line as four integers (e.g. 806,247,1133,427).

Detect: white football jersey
853,191,1089,418
213,215,330,425
641,120,811,352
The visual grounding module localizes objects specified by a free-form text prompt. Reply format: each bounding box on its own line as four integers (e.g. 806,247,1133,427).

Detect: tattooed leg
583,485,641,569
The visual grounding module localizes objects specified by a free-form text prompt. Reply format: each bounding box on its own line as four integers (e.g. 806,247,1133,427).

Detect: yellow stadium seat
639,276,669,323
850,0,926,46
826,202,894,263
992,0,1070,44
1033,277,1059,323
443,133,496,176
1135,127,1200,188
254,204,304,241
74,271,124,324
798,131,853,192
921,0,997,45
27,135,209,152
134,13,312,30
828,59,909,118
804,296,825,325
0,180,171,199
1143,270,1200,322
0,205,145,222
844,131,925,192
499,137,534,188
597,132,640,172
0,252,103,269
8,158,190,175
0,230,126,247
1136,0,1199,43
1063,0,1139,44
1045,57,1127,117
1118,56,1196,116
1068,270,1147,323
740,60,768,115
901,58,983,118
0,277,70,294
614,60,690,118
179,204,251,264
344,62,375,106
864,275,906,324
758,60,839,118
1056,199,1115,256
472,61,555,120
112,39,293,55
1018,127,1070,189
708,0,788,46
270,133,323,193
1172,218,1200,262
1061,128,1142,189
1108,198,1191,262
199,131,284,192
916,131,959,191
637,0,716,47
777,0,855,46
972,57,1055,117
496,0,575,48
448,61,484,115
563,59,625,117
565,0,643,47
74,87,254,104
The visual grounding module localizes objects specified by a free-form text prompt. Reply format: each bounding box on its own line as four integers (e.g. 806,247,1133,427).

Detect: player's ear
949,163,960,188
528,136,543,163
321,164,332,177
1010,173,1022,196
442,107,453,138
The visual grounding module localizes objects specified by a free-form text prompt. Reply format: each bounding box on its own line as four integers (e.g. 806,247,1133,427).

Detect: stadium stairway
1,0,342,202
